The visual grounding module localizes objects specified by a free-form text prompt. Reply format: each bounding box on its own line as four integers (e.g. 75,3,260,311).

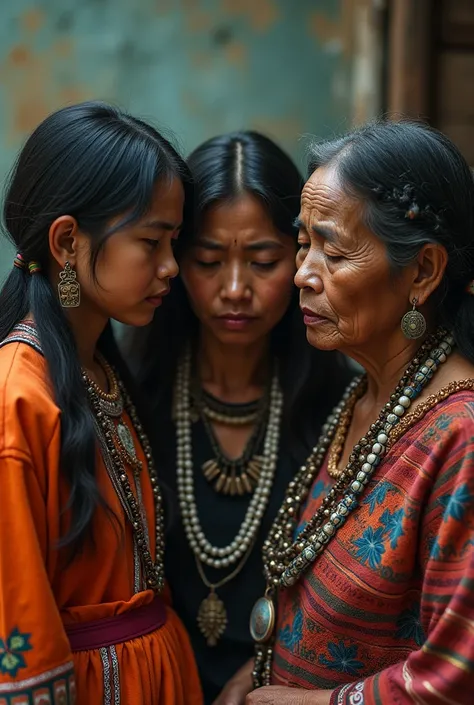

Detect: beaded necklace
175,348,283,645
0,322,165,594
83,356,165,593
250,329,455,687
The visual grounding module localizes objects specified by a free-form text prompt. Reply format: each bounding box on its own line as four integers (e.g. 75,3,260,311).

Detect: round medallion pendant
401,310,426,339
250,596,275,643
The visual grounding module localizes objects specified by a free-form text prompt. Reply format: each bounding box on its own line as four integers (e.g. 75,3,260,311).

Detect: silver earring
401,298,426,339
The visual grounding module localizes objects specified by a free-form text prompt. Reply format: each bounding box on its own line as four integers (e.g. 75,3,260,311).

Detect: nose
294,250,324,293
157,240,179,281
221,261,251,301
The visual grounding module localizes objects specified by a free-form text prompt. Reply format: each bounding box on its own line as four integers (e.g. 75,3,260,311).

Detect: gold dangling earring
58,261,81,308
401,297,426,339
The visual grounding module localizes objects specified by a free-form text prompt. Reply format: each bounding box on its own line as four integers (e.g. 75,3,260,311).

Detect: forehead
200,193,276,234
301,166,352,217
148,176,184,213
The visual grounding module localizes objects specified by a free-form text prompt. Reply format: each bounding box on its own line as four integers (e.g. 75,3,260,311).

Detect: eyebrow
195,237,284,252
142,219,183,231
294,217,337,243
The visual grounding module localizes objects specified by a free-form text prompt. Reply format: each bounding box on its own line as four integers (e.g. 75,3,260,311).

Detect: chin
113,310,155,328
306,328,339,352
212,330,262,347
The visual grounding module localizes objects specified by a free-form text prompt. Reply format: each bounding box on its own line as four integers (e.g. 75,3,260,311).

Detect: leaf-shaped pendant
197,590,228,647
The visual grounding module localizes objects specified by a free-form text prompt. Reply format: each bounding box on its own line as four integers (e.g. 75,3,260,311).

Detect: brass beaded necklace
250,329,458,687
83,355,165,593
0,322,166,594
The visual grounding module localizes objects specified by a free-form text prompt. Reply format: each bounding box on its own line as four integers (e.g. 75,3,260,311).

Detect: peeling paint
220,0,279,32
0,0,379,281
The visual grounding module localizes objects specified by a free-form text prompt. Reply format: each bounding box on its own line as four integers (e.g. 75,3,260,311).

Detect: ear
48,215,81,268
410,242,448,306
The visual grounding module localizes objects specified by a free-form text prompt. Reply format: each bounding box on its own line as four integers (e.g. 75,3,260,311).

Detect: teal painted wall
0,0,353,280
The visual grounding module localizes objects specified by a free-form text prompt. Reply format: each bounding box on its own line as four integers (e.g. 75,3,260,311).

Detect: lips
300,306,329,325
217,313,255,320
146,288,170,306
216,313,257,330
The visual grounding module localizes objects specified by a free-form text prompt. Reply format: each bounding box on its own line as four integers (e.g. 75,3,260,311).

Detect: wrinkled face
295,166,413,352
180,193,297,347
76,177,184,327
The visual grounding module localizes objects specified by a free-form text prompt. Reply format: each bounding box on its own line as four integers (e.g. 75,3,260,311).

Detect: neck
65,307,109,372
344,331,427,410
196,331,271,402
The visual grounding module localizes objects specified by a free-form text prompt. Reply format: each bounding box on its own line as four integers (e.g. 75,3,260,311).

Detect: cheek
257,266,296,316
181,269,217,316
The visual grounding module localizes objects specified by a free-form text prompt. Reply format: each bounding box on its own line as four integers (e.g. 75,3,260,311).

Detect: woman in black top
129,131,352,704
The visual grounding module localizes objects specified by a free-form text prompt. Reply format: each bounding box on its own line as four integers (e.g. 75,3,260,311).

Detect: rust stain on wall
224,41,248,68
8,46,31,66
310,0,355,57
21,7,44,34
221,0,279,32
0,33,81,144
182,0,214,32
251,115,305,143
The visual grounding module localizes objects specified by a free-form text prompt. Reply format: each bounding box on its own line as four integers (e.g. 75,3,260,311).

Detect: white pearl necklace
176,351,283,569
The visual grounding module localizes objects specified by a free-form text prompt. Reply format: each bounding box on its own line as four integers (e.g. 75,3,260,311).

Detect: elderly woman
248,121,474,705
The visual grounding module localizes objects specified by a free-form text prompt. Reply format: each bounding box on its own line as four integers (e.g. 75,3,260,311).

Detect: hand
212,659,254,705
245,686,332,705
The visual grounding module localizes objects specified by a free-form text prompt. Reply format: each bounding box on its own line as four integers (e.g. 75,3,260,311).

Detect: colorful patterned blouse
273,391,474,704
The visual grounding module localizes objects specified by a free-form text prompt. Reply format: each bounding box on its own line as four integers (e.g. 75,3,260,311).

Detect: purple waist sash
65,597,167,652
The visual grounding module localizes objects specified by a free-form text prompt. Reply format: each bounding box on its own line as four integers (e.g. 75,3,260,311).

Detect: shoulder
0,340,60,457
396,390,474,459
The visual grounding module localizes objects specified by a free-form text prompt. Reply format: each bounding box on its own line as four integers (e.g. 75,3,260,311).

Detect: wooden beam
386,0,433,118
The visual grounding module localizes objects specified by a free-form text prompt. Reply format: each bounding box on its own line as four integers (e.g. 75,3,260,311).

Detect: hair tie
13,253,41,274
28,261,42,275
466,280,474,296
13,253,26,270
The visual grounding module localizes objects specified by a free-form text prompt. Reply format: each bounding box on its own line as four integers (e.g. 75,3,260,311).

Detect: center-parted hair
130,130,352,465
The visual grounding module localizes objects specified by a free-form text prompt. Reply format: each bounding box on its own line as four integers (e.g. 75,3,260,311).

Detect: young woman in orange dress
0,102,202,705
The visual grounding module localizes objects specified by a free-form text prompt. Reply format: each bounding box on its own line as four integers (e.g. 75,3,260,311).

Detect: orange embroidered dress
0,325,202,705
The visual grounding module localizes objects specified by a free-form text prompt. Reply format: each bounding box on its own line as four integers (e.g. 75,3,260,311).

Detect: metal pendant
197,590,228,646
250,595,275,644
117,422,137,459
58,261,81,308
401,308,426,339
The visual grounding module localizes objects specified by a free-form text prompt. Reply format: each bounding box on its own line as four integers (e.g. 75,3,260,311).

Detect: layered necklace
83,354,165,593
250,329,465,687
175,348,283,646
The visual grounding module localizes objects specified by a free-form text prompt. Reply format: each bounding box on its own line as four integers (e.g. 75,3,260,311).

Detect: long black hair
307,119,474,362
130,130,352,465
0,101,193,548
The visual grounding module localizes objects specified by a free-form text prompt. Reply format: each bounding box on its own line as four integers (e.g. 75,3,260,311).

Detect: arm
329,431,474,705
0,451,75,702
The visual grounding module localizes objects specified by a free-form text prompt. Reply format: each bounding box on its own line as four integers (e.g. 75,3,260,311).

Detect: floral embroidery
438,483,473,522
396,604,425,646
379,508,405,549
0,628,32,678
353,526,386,569
362,482,391,515
319,641,364,675
278,608,303,651
312,479,330,500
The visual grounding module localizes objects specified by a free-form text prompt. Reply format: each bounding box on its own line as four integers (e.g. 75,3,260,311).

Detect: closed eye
195,260,220,268
324,252,343,263
143,238,160,248
252,261,278,270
